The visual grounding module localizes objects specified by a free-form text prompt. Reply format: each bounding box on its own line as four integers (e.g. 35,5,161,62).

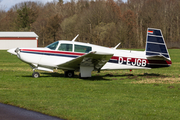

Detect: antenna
113,43,121,49
72,34,79,42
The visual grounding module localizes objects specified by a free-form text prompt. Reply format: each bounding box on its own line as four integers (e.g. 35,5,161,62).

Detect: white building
0,32,38,50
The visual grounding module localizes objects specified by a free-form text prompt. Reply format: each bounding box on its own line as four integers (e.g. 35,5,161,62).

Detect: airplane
7,28,172,78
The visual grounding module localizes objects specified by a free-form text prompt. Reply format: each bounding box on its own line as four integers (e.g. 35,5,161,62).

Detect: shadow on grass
41,72,65,77
82,76,111,81
107,73,168,77
43,72,112,81
21,72,110,81
21,72,64,78
94,73,169,81
20,72,169,81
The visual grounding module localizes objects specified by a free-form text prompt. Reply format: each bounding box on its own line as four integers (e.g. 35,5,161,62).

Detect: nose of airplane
7,48,17,55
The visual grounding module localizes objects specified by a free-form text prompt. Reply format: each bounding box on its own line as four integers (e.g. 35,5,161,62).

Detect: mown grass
0,49,180,120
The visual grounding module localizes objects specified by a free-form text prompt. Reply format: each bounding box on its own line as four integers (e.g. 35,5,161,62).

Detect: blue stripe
108,59,118,63
22,51,120,64
21,51,78,58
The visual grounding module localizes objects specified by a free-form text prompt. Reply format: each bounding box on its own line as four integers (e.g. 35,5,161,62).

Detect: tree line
0,0,180,48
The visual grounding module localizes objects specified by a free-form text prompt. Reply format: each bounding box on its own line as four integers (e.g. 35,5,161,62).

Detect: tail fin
145,28,171,60
145,28,172,67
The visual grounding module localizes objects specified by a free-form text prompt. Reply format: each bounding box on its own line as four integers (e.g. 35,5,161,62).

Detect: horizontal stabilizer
147,55,171,62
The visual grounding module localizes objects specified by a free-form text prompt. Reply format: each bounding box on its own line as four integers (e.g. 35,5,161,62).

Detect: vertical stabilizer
145,28,171,61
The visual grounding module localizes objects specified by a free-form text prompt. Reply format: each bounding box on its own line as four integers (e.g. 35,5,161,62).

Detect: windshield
46,41,59,50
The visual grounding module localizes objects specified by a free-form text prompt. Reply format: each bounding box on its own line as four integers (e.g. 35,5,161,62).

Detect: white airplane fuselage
12,40,170,70
8,28,172,78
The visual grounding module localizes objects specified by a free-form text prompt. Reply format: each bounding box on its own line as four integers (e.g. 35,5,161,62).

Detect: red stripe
20,49,85,56
0,37,37,40
111,56,119,60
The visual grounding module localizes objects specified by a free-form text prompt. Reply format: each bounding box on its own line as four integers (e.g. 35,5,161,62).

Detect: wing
58,51,114,71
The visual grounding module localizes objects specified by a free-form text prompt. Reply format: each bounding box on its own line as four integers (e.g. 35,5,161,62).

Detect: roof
0,32,38,38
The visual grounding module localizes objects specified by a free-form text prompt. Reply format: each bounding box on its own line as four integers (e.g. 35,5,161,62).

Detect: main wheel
79,73,82,79
64,71,74,78
32,72,40,78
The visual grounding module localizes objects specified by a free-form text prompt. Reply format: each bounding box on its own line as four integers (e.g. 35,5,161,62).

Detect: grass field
0,49,180,120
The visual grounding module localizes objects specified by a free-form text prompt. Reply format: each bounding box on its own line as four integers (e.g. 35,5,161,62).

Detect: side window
58,44,72,52
74,44,92,53
46,41,59,50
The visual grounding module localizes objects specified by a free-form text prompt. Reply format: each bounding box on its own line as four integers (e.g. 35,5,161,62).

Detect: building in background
0,32,38,50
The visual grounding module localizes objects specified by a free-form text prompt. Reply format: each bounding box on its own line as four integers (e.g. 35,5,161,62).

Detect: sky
0,0,127,11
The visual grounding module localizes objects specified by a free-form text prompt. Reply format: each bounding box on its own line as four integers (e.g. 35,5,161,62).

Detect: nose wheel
32,72,40,78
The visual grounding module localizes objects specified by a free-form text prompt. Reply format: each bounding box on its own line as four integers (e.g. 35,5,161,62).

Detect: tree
15,2,38,31
93,22,117,46
0,10,17,31
61,14,78,40
122,10,137,48
1,0,180,48
46,14,62,43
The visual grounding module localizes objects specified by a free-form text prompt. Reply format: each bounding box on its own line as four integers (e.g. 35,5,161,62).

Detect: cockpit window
58,44,72,52
74,44,92,53
46,41,59,50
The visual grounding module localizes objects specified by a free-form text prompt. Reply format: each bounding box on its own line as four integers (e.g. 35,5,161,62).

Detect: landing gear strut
32,72,40,78
64,71,74,78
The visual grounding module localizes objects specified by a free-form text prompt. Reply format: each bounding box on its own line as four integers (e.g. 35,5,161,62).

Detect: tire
32,72,40,78
79,73,82,79
65,71,74,78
